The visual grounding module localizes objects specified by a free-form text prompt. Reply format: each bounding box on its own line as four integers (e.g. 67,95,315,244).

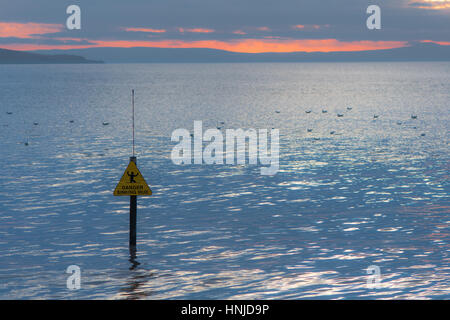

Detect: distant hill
32,42,450,63
0,48,103,64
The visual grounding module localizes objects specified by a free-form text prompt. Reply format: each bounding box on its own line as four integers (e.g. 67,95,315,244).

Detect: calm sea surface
0,63,449,299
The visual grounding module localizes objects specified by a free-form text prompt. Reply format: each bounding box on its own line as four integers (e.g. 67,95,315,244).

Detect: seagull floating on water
305,110,311,114
102,122,109,126
347,107,352,110
307,128,313,132
322,109,327,113
373,115,379,119
411,115,418,119
6,112,12,115
337,114,344,117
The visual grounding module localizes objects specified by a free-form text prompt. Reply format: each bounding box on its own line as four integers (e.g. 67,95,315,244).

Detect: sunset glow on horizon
0,37,410,53
0,7,448,55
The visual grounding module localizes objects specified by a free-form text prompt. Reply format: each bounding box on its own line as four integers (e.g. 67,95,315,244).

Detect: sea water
0,62,448,299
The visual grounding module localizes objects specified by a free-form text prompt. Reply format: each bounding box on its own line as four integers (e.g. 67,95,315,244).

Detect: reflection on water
0,63,449,299
129,247,140,270
118,253,155,300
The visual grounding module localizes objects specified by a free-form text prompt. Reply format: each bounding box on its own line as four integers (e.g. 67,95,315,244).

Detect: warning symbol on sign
114,161,152,196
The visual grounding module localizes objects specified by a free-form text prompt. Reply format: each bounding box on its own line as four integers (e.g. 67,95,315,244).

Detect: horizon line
2,40,450,56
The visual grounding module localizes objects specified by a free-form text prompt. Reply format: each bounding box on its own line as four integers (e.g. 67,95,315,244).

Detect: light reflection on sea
0,63,448,299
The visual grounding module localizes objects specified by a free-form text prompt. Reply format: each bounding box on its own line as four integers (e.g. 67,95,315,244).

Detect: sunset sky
0,0,449,53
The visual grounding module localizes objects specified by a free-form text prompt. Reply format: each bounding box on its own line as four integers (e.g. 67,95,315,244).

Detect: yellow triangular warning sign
114,161,152,196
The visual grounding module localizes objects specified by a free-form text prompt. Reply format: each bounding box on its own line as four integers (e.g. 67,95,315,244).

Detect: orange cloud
421,40,450,45
178,28,215,33
233,30,247,35
187,28,215,33
410,0,450,9
2,38,408,54
54,37,85,42
292,24,329,30
124,27,166,33
256,27,271,31
0,22,63,38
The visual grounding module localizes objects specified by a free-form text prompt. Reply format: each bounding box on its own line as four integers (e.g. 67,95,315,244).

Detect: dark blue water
0,63,448,299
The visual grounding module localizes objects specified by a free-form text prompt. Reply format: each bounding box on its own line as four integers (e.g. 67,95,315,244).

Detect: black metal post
129,156,137,248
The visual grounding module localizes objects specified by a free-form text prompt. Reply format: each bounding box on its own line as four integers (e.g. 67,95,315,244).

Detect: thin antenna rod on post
132,89,135,157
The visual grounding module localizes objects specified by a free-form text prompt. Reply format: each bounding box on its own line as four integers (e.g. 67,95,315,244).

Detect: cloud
0,1,447,53
409,0,450,9
292,24,329,30
421,39,450,45
178,28,215,33
1,1,449,45
124,27,166,33
0,38,408,53
0,22,63,39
